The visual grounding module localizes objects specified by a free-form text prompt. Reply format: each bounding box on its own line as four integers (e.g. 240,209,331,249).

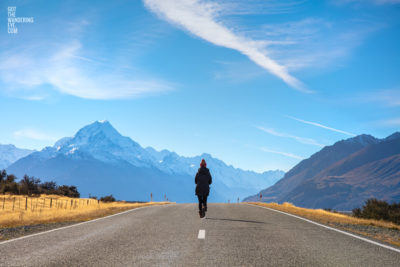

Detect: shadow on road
205,217,267,224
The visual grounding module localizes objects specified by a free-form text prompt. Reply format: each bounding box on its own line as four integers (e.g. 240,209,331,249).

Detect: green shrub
352,198,400,225
0,169,80,198
100,195,116,202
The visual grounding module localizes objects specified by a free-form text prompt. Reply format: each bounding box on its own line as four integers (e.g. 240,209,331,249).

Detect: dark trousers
197,195,208,211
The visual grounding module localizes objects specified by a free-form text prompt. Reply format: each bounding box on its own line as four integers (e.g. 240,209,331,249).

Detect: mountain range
6,121,284,202
0,144,34,170
244,133,400,210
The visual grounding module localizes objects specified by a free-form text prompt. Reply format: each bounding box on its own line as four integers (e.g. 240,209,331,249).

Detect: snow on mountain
0,144,34,169
50,120,155,167
342,134,379,146
8,121,284,202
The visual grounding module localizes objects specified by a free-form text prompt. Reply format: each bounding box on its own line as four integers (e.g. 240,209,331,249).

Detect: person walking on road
195,159,212,218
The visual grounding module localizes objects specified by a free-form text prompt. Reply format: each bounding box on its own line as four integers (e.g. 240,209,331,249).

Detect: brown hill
244,133,400,210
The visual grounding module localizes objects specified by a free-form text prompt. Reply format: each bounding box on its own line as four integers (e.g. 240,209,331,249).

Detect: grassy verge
0,194,170,228
248,202,400,247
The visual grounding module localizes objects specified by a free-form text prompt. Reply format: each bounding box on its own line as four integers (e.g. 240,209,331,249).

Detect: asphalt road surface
1,203,400,266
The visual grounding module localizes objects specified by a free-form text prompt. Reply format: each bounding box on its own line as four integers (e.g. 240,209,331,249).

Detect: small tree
19,175,41,196
40,181,57,192
57,185,80,198
0,169,6,183
353,198,400,224
100,195,116,202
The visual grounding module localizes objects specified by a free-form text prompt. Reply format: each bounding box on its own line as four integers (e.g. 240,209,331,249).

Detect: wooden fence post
2,197,4,210
12,197,15,211
50,198,52,208
25,197,28,210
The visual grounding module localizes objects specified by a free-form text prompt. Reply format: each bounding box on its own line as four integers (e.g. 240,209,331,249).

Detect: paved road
1,204,399,266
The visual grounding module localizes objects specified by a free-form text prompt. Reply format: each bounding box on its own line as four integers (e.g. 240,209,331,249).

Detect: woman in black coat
195,159,212,218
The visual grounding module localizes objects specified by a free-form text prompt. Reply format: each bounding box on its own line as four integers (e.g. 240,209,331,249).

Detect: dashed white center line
198,229,205,239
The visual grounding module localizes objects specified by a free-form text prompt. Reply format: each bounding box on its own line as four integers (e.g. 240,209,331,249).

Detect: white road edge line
198,229,206,239
247,203,400,254
0,204,168,246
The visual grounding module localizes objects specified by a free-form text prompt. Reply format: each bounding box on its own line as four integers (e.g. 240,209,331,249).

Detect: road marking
0,204,170,246
198,229,206,239
247,204,400,254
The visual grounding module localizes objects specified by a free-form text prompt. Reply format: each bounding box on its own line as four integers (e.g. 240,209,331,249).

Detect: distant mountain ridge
7,121,284,202
244,132,400,210
0,144,34,169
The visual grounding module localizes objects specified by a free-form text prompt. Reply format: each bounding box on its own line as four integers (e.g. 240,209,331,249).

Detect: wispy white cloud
0,41,173,100
211,0,306,15
144,0,309,93
253,18,382,72
13,129,58,142
286,115,356,136
260,147,304,160
361,89,400,107
379,118,400,127
257,126,325,147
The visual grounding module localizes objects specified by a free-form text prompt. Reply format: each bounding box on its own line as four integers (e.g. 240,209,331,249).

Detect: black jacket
195,167,212,196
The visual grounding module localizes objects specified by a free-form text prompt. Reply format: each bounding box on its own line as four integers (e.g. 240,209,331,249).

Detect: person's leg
203,195,208,212
197,195,202,211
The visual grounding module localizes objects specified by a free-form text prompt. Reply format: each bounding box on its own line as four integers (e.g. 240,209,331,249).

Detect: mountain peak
56,120,133,151
342,134,379,146
385,132,400,142
76,120,120,138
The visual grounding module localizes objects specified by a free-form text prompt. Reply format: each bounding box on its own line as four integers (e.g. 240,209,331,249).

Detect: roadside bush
19,175,41,196
0,169,80,198
352,198,400,225
57,185,80,198
39,181,57,194
100,195,116,202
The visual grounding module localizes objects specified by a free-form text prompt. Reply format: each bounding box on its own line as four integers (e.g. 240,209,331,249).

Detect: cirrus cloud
144,0,309,93
0,40,174,100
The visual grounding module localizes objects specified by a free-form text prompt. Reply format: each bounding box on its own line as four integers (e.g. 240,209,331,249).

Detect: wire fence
0,195,100,212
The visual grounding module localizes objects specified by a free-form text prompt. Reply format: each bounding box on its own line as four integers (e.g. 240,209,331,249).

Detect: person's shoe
204,206,207,212
199,210,202,218
201,210,205,218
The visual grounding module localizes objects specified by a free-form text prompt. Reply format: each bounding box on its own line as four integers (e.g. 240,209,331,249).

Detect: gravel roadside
0,222,79,241
330,222,400,247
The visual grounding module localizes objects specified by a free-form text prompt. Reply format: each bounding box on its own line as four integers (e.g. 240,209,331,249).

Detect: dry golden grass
0,194,170,228
249,202,400,230
249,202,400,247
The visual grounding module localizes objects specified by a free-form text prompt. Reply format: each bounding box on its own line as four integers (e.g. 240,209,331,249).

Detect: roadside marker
198,229,205,239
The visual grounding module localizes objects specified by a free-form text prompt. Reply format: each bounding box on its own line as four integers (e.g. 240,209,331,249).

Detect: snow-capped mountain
0,144,34,169
8,121,284,202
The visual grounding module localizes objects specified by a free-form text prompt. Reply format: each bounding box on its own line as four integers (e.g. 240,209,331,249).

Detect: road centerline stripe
198,229,205,239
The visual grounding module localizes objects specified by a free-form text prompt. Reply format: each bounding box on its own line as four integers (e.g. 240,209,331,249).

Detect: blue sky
1,0,399,172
